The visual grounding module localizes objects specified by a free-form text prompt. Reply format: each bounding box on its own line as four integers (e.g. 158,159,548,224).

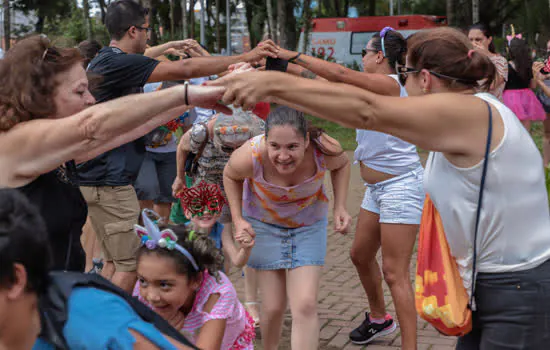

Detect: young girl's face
137,253,201,320
186,209,221,231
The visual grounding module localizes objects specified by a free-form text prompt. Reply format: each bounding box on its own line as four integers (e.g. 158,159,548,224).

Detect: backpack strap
195,122,209,161
469,100,493,311
39,272,198,349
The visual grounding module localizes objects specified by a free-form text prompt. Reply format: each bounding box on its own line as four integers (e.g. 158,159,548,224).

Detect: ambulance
298,15,447,67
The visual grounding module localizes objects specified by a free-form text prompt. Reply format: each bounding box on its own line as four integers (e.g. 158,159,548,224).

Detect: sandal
244,302,261,328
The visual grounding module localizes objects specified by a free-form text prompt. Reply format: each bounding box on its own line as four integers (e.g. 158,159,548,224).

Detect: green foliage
307,116,357,151
42,3,109,46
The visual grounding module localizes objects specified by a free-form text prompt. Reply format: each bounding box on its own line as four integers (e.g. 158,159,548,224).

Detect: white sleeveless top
424,93,550,291
354,75,421,175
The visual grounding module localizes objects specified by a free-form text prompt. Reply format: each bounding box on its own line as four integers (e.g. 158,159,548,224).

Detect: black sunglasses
396,64,474,86
396,65,420,85
361,48,379,58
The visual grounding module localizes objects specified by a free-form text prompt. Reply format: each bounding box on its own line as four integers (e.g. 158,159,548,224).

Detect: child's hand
236,232,255,249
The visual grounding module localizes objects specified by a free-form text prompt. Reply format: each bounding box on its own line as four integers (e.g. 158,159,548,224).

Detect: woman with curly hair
0,35,227,271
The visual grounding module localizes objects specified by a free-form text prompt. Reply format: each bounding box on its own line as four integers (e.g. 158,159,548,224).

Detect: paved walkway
228,152,458,349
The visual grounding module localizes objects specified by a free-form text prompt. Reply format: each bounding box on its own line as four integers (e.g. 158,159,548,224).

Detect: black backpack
38,271,198,349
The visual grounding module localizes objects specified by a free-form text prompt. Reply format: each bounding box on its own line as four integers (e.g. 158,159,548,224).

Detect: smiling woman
0,35,227,273
222,106,351,350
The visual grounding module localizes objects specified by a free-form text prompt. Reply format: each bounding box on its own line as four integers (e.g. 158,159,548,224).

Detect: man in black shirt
79,0,278,293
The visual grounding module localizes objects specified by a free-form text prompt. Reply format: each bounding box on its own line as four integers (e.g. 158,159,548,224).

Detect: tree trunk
244,0,255,47
285,0,296,49
35,16,44,33
334,0,341,17
446,0,454,26
266,0,276,42
170,0,175,40
276,0,286,47
472,0,479,24
97,0,107,23
182,0,188,38
368,0,376,16
302,0,312,52
3,0,9,51
344,0,349,17
83,0,94,40
215,0,221,52
189,0,196,39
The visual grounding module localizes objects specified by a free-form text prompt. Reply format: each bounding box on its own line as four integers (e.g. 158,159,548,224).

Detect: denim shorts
361,165,425,225
457,259,550,350
134,151,177,204
246,217,328,270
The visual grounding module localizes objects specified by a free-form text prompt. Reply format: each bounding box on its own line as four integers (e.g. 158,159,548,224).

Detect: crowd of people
0,0,549,349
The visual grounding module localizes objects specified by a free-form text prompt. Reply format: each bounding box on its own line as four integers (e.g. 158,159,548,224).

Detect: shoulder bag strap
469,100,493,310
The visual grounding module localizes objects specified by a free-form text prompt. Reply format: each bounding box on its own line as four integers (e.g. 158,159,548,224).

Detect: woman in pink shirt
223,106,351,350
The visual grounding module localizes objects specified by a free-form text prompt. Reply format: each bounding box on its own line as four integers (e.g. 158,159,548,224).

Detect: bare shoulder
224,140,254,179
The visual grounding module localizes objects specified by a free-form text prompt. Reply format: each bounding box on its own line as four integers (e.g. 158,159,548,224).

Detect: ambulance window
350,32,376,54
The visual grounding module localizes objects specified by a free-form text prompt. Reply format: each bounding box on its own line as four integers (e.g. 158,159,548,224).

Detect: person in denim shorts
223,107,352,350
276,28,424,347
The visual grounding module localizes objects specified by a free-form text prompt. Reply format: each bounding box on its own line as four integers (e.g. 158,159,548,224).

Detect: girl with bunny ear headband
132,209,256,350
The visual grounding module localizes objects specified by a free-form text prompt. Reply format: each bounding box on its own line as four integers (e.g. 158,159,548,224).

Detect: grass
309,115,546,156
307,116,357,151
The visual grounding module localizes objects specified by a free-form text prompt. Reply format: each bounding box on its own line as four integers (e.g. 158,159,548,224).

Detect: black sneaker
349,312,397,345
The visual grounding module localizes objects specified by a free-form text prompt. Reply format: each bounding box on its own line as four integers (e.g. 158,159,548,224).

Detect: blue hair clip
134,209,200,271
380,27,395,57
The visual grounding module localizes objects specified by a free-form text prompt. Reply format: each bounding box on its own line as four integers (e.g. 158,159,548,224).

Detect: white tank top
354,75,421,175
424,93,550,290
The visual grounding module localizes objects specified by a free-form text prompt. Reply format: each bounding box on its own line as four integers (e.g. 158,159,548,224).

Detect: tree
276,0,285,47
266,0,275,41
170,0,175,39
215,0,220,50
82,0,93,40
182,0,188,37
3,0,10,50
301,0,312,52
368,0,376,15
446,0,454,26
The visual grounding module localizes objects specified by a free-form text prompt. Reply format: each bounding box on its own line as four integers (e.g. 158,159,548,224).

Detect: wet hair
77,39,102,67
265,106,343,156
370,29,407,72
137,224,224,283
105,0,149,41
408,27,495,91
508,37,532,83
0,35,83,132
0,189,51,294
469,23,496,53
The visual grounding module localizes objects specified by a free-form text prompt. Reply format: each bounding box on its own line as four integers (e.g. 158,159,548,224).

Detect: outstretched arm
278,48,400,96
210,71,503,158
147,40,279,83
1,84,228,187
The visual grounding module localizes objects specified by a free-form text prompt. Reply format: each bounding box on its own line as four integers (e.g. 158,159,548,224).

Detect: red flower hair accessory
176,181,226,217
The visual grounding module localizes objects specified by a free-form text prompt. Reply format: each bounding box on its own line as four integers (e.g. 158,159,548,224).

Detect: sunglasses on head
395,63,474,87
